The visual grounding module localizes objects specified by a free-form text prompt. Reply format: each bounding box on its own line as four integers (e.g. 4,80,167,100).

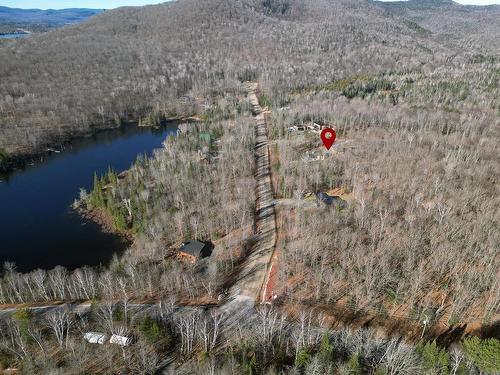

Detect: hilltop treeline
3,0,497,170
377,0,500,53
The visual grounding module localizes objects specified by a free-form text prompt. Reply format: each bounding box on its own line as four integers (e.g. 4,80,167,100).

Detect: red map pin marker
321,128,336,150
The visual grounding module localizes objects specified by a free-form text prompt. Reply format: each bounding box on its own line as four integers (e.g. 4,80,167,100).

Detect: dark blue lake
0,123,178,272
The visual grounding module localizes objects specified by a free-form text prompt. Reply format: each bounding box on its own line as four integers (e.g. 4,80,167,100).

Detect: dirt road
0,83,277,316
226,83,277,305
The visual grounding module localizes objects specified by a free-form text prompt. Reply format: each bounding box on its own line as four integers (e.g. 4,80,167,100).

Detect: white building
109,334,132,347
84,332,107,345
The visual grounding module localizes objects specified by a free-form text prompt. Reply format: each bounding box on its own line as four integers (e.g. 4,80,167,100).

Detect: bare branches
45,307,73,349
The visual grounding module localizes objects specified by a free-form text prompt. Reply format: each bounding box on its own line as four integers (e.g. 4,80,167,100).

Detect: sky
0,0,499,9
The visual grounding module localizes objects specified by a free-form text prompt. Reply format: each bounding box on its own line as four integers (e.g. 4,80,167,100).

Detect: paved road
0,302,157,318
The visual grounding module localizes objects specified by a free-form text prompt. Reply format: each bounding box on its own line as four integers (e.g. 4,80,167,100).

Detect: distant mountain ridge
0,6,103,25
375,0,500,52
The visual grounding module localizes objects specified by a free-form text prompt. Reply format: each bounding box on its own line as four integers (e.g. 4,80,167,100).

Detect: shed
84,332,107,345
178,240,213,262
109,334,132,347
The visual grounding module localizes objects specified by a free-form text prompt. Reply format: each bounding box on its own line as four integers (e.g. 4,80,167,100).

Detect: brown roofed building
178,240,213,263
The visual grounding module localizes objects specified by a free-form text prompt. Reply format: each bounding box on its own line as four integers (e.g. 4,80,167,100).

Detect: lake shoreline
1,122,124,176
73,199,134,243
0,32,29,39
0,117,181,272
0,115,200,177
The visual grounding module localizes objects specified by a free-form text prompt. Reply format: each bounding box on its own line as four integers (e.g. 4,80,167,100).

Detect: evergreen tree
318,333,334,363
12,308,33,344
463,337,500,374
295,348,311,369
416,340,450,374
346,353,362,375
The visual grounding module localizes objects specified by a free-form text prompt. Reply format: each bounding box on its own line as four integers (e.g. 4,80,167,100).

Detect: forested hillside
268,64,499,329
376,0,500,52
0,0,499,373
0,0,461,171
1,74,498,374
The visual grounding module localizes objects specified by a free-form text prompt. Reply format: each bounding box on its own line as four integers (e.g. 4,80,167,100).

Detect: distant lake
0,33,28,39
0,122,179,272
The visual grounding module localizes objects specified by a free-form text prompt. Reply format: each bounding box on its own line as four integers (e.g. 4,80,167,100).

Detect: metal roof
179,240,207,257
84,332,107,344
110,334,132,347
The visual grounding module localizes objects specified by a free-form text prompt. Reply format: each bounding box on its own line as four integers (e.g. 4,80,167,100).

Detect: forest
3,0,498,171
1,65,498,374
268,62,499,330
1,300,499,374
0,0,499,373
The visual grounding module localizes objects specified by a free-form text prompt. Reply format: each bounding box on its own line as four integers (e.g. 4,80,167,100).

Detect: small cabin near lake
178,240,213,263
